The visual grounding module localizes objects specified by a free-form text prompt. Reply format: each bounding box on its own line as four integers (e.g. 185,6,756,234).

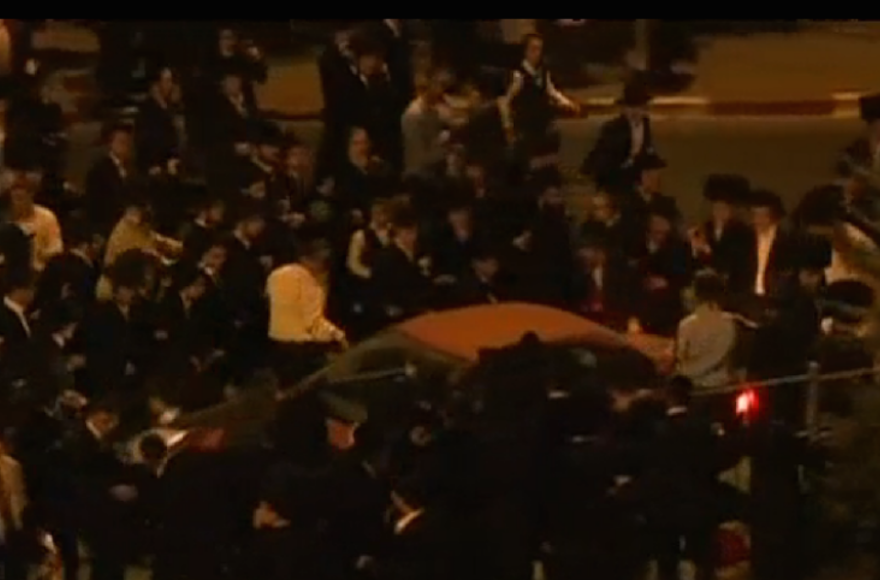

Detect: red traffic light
735,388,759,416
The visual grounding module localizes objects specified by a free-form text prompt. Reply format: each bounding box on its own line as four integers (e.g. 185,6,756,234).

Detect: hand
434,274,456,285
317,177,335,196
148,166,163,177
646,276,668,291
66,354,86,371
512,231,532,251
259,255,274,270
109,485,138,502
245,45,262,60
290,212,307,227
234,142,252,156
167,158,181,176
125,362,137,376
59,389,88,409
154,329,169,341
386,306,404,319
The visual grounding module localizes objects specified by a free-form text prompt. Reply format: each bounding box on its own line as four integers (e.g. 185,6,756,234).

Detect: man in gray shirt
676,270,737,389
401,69,456,177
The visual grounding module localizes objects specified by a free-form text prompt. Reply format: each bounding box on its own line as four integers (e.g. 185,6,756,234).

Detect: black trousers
0,532,26,580
649,520,716,580
270,341,334,387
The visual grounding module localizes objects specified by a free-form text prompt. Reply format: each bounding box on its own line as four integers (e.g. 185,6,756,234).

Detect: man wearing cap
134,66,181,179
689,174,751,282
731,188,795,301
581,80,656,192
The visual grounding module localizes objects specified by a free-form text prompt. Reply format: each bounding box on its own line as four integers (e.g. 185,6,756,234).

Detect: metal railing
701,362,880,435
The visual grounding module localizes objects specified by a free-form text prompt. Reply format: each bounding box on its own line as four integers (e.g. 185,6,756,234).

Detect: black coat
134,95,180,172
371,245,434,319
84,155,137,234
35,250,98,312
581,114,654,191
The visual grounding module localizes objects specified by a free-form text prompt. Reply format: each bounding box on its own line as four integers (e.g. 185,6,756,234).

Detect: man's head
538,181,565,211
692,269,725,306
105,124,133,162
199,241,228,274
577,235,608,268
138,433,169,471
703,174,749,224
392,213,420,248
235,203,267,240
151,66,175,101
218,27,238,54
299,238,333,275
66,218,104,258
7,177,34,219
348,127,371,159
472,248,500,279
284,139,313,175
177,264,210,302
523,33,544,66
254,122,283,165
351,34,384,77
647,211,673,244
196,196,226,226
370,198,391,229
748,189,783,232
590,191,617,224
424,68,451,103
447,203,473,231
636,154,666,194
5,270,35,308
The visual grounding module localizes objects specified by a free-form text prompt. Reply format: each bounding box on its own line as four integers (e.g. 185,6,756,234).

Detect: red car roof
395,303,672,367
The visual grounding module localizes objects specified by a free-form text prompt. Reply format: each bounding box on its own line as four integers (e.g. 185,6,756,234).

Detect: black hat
794,234,832,271
577,223,610,249
747,188,785,215
253,121,284,148
792,184,844,228
633,152,666,173
232,199,266,223
859,93,880,123
349,29,383,58
703,174,750,204
617,80,651,107
647,198,679,222
825,280,875,323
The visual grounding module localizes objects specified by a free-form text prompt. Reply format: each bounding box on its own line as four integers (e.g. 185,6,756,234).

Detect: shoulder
677,312,699,331
33,204,59,224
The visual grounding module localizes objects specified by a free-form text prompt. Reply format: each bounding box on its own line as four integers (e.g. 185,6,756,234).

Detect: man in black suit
220,204,270,381
581,80,656,193
452,246,509,307
59,398,135,580
134,66,181,178
317,26,360,176
638,377,720,580
689,174,752,283
728,188,794,301
0,270,35,426
625,152,680,237
35,218,102,313
85,123,138,235
570,232,636,330
81,257,144,401
370,19,414,106
372,212,435,322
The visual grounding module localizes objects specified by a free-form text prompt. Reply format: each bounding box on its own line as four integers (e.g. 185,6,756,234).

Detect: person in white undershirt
267,239,346,384
7,175,62,273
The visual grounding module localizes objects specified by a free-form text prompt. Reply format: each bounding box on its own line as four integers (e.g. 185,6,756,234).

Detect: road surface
64,115,862,226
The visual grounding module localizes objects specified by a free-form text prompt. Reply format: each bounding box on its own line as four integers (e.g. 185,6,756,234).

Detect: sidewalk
35,22,880,122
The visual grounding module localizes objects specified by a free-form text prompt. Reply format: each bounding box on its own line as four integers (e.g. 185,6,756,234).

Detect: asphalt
64,115,862,225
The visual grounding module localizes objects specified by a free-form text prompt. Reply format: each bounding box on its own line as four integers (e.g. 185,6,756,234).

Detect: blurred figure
84,123,138,236
0,427,28,580
581,80,655,193
201,27,267,111
676,270,736,391
7,174,62,273
637,377,719,580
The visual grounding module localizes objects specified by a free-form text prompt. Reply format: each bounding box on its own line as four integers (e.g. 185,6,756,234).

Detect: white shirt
753,226,777,296
629,118,645,159
3,295,30,337
16,204,63,272
267,263,345,343
0,454,27,541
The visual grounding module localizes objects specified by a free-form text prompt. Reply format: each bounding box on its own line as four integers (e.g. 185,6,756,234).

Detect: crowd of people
0,18,876,580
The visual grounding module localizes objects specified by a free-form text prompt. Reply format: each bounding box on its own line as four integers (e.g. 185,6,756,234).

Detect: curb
56,68,867,124
260,93,866,123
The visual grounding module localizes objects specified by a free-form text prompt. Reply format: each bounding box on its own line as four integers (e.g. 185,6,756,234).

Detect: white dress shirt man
267,242,345,345
8,181,62,273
